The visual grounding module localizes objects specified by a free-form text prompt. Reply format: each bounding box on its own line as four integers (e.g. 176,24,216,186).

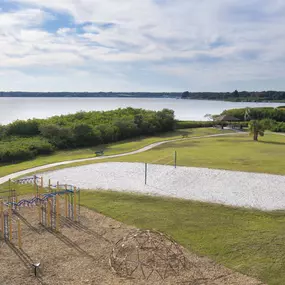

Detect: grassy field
35,132,285,176
113,132,285,175
0,128,232,178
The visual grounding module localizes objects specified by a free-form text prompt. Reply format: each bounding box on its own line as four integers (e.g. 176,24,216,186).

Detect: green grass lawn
0,128,231,178
112,132,285,175
37,132,285,176
81,190,285,285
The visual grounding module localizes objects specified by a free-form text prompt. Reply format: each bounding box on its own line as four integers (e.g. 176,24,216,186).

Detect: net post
145,163,148,185
174,151,177,168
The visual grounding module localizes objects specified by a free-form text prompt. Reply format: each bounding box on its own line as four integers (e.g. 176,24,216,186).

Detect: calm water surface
0,97,282,124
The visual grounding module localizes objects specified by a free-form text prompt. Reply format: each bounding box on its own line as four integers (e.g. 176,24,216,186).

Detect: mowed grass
79,190,285,285
39,132,285,176
113,132,285,175
0,128,231,178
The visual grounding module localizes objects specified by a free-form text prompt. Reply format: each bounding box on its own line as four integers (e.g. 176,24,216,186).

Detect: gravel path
0,132,242,184
39,162,285,211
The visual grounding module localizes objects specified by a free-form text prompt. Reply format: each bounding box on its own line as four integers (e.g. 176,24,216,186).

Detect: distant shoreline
0,95,284,103
1,91,285,103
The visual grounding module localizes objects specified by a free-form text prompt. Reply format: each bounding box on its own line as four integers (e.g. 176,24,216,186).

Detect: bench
95,150,104,156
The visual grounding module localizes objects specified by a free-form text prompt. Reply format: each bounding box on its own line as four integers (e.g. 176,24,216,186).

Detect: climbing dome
110,230,188,280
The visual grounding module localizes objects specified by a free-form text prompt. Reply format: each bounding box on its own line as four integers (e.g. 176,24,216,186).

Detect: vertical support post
4,213,8,240
78,189,80,223
65,185,68,218
48,179,51,193
73,187,77,222
47,199,51,227
40,177,44,197
8,179,11,191
34,175,37,198
145,163,148,185
18,219,22,249
57,181,59,193
8,205,12,242
56,195,60,232
38,205,42,225
0,199,4,239
174,151,177,169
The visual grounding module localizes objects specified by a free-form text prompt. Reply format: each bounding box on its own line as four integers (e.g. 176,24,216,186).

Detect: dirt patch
0,202,265,285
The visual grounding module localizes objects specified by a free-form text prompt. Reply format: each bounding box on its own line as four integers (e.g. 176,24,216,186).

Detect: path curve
0,132,243,185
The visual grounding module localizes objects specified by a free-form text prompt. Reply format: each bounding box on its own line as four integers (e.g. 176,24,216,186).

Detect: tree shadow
259,141,285,146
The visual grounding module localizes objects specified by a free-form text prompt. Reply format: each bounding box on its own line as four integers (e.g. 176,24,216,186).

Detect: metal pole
174,151,177,169
145,163,148,185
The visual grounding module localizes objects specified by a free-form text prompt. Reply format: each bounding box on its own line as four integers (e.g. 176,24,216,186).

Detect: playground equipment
0,200,22,248
110,230,187,280
0,176,80,249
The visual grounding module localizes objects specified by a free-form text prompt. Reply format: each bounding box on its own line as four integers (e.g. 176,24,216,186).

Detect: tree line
0,108,175,164
221,107,285,133
181,91,285,102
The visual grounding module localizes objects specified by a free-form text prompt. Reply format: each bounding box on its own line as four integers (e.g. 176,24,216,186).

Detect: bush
1,108,176,164
6,119,40,136
39,124,74,148
0,137,54,163
222,107,285,122
176,121,215,129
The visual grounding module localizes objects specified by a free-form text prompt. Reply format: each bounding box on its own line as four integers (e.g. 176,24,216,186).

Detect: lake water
0,97,282,124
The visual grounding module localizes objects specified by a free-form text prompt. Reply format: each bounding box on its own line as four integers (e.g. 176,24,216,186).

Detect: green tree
249,120,265,141
39,124,74,148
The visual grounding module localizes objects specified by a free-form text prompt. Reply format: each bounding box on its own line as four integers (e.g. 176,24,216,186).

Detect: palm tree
249,120,265,141
244,107,251,121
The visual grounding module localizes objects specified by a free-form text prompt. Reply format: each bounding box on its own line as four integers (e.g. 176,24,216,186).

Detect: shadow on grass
259,141,285,146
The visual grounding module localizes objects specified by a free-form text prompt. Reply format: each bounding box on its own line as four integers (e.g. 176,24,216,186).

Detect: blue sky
0,0,285,92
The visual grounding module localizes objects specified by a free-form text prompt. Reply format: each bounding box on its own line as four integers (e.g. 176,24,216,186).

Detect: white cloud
0,0,285,91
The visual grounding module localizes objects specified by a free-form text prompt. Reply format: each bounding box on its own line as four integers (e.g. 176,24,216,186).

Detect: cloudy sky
0,0,285,92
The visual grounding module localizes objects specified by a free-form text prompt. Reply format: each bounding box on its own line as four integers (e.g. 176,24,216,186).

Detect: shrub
176,121,215,129
6,119,40,136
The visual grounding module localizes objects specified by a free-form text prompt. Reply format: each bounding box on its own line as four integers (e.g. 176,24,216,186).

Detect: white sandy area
38,162,285,211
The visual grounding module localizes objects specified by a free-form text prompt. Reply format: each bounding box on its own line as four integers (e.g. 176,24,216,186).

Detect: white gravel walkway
39,162,285,211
